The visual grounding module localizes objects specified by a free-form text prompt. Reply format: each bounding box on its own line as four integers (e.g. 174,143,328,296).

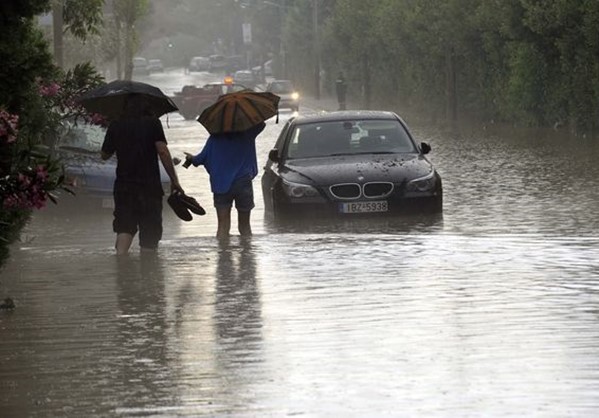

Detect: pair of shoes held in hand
168,191,206,221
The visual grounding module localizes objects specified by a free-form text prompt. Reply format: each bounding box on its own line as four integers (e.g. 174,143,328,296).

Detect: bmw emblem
357,175,365,182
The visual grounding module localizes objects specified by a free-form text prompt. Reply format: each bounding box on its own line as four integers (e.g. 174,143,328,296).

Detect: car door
262,120,292,211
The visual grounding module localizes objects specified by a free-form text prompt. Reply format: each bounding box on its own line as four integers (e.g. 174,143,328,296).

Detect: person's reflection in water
214,237,264,372
114,253,176,410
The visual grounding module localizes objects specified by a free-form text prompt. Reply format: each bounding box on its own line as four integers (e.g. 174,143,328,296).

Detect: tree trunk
124,20,132,81
115,19,122,79
52,0,64,68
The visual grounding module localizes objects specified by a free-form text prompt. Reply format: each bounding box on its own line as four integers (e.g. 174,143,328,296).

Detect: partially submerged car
53,120,170,209
261,111,442,218
132,57,149,76
147,59,164,73
189,56,210,72
266,80,300,111
234,70,258,89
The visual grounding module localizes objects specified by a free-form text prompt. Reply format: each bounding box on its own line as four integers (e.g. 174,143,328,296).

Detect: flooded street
2,70,599,416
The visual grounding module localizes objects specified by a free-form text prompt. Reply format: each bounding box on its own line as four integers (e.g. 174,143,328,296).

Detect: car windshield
58,122,105,153
269,82,293,94
286,119,417,159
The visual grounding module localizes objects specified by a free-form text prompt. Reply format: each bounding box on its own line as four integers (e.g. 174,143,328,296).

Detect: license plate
339,200,388,213
102,198,115,209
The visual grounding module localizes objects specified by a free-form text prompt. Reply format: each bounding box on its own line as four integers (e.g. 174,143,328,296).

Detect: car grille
363,182,394,198
329,182,395,200
330,183,361,199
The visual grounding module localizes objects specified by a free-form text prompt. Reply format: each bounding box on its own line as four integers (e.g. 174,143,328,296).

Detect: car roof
289,110,400,125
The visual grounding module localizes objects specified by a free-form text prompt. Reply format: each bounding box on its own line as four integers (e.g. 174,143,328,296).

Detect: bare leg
238,210,252,236
216,207,232,239
115,233,134,255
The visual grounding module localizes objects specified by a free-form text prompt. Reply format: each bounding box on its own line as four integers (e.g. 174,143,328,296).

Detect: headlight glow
407,171,436,192
291,92,300,100
282,179,319,198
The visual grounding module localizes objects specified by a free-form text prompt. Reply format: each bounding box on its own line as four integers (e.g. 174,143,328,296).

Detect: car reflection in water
261,111,443,222
53,120,170,210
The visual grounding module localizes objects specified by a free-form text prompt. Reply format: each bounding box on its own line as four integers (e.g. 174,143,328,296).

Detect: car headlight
406,171,436,192
291,92,300,101
281,179,319,198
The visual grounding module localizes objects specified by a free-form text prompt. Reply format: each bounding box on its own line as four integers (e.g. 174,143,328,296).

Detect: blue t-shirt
191,123,265,194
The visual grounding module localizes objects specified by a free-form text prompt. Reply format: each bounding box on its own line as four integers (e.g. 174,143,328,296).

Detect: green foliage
0,1,105,269
63,0,105,39
303,0,599,134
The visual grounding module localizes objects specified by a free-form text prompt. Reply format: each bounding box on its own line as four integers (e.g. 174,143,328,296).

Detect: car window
268,82,293,94
59,122,105,153
286,119,416,158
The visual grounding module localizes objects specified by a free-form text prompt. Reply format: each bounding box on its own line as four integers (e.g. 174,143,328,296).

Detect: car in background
208,55,227,72
132,57,149,76
172,79,251,120
189,56,210,72
233,70,257,89
262,111,442,218
226,55,245,73
53,120,170,209
266,79,300,111
147,59,164,73
252,59,273,76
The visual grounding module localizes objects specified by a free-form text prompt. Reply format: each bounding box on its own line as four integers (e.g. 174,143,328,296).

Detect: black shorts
213,175,255,212
113,188,163,249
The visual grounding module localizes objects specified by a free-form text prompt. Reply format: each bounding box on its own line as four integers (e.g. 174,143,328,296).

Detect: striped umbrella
197,90,279,134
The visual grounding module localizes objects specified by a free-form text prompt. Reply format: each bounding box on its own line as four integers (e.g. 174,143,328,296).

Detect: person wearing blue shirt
185,122,265,239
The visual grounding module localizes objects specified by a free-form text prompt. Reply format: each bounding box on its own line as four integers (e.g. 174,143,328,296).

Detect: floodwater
2,69,599,417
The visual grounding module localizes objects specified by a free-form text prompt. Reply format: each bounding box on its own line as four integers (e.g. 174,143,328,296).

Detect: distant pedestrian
184,122,266,240
101,95,184,255
335,71,347,110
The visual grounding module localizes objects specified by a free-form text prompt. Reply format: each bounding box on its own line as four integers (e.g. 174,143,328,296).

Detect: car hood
280,154,433,185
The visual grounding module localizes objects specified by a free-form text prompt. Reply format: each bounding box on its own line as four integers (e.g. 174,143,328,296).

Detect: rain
2,1,599,416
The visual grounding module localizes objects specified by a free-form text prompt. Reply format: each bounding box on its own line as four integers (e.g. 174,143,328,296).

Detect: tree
111,0,149,80
0,0,104,268
52,0,104,68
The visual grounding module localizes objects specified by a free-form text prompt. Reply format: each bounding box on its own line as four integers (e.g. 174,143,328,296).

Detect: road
1,68,599,417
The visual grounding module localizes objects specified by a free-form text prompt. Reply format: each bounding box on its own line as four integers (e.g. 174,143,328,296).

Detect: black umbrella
78,80,178,120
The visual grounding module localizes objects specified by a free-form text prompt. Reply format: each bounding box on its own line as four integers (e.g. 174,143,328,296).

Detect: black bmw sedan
261,111,442,218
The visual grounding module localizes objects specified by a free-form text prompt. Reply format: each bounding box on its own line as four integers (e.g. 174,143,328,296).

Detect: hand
170,181,184,195
183,152,193,168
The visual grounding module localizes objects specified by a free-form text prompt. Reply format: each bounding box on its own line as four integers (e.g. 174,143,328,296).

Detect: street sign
242,23,252,45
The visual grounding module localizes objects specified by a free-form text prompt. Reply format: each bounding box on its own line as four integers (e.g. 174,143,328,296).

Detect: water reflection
114,253,178,413
263,212,444,235
214,238,263,366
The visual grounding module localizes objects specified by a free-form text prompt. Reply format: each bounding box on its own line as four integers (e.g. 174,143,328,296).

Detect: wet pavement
1,69,599,417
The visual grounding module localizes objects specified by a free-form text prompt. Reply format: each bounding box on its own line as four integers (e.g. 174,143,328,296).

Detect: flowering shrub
0,159,64,211
0,63,104,267
0,110,19,145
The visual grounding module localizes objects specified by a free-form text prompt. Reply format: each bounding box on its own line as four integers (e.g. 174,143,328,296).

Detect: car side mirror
420,142,431,154
268,148,280,163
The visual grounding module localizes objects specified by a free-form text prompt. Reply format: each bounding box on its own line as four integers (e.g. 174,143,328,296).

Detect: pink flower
17,173,31,188
0,110,19,144
35,165,49,181
39,82,61,97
